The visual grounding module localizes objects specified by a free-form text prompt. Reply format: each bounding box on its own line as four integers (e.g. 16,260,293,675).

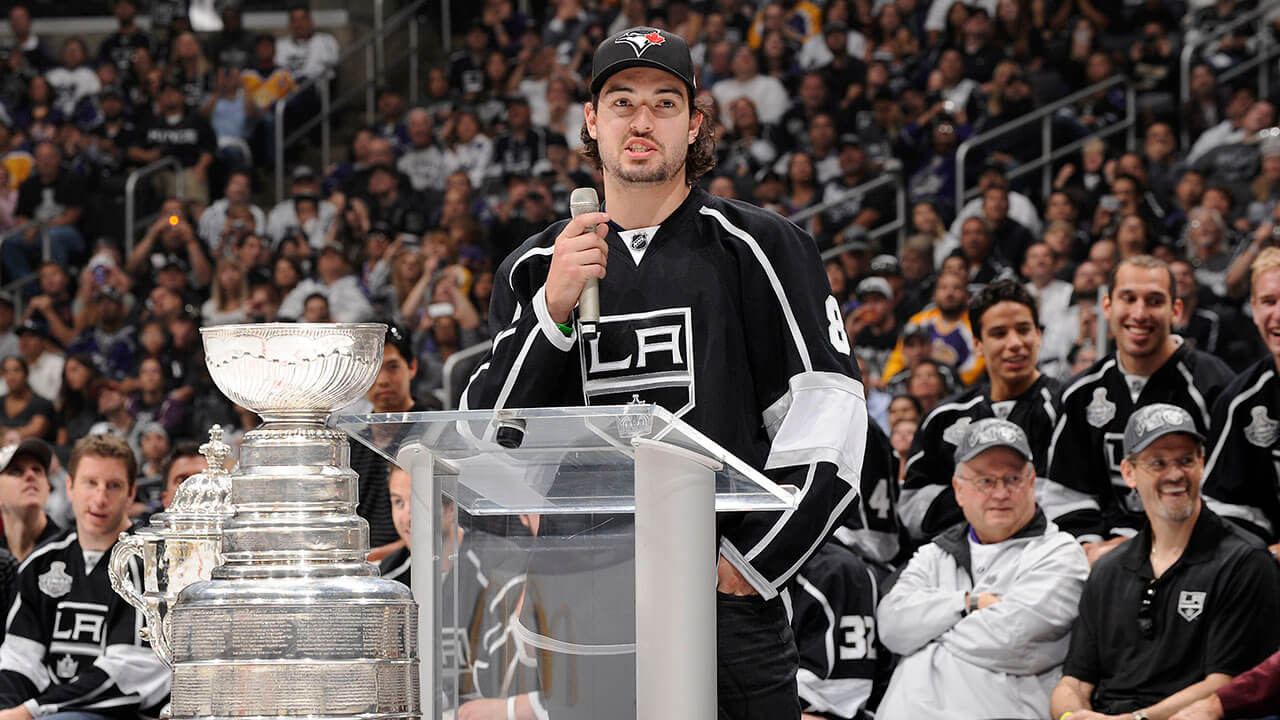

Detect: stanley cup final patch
39,561,73,598
1086,387,1117,428
1244,406,1279,448
942,417,972,446
1177,590,1206,622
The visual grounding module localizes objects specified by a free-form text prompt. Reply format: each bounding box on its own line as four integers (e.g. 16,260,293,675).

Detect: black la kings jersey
1043,342,1234,541
0,529,168,718
898,374,1061,542
790,541,888,720
833,422,901,567
1202,357,1280,543
464,186,868,598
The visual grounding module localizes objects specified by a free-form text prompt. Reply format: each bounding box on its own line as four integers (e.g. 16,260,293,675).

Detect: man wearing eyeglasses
1050,404,1280,720
877,418,1089,719
1042,255,1235,565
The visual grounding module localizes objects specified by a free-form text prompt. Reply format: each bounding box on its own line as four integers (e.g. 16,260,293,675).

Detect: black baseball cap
0,439,53,476
590,27,697,98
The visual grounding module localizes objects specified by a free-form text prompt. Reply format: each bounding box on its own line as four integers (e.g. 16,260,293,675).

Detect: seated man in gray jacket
877,418,1090,719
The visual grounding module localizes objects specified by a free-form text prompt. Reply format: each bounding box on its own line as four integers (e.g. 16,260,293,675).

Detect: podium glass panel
335,406,793,720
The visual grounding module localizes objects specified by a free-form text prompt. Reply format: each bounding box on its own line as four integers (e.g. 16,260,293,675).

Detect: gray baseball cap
856,276,893,299
954,418,1033,464
1123,403,1204,457
0,439,53,475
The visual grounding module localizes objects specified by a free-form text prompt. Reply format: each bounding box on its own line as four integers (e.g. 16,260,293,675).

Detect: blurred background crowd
5,0,1280,495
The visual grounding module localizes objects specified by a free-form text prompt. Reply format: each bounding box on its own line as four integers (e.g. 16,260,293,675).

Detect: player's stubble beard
603,134,687,186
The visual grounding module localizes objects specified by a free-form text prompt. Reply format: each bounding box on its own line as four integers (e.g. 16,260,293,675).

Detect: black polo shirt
1062,508,1280,714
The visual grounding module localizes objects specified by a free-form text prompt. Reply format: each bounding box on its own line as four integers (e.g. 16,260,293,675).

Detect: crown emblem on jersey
615,29,667,57
55,654,78,679
1244,406,1278,448
1086,388,1116,428
38,561,72,599
617,395,654,439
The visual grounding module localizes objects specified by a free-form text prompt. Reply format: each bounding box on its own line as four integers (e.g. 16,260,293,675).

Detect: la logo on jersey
579,307,695,418
615,29,667,57
1178,590,1206,622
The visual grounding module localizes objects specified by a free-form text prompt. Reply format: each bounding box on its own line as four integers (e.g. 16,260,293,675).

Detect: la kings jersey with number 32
463,186,868,598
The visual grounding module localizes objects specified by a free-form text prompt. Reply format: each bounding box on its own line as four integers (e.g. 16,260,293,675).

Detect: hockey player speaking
464,26,868,720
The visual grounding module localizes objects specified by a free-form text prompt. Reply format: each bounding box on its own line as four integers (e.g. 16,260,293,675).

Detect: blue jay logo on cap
615,29,668,57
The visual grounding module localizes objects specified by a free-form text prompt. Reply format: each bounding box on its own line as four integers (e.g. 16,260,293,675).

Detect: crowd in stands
4,0,1280,717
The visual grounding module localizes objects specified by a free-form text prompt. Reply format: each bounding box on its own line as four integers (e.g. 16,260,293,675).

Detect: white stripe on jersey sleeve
0,635,51,691
1204,369,1274,479
1206,498,1275,537
763,371,868,488
1037,477,1102,523
1176,362,1211,428
898,484,946,541
797,669,873,718
698,207,813,372
795,573,838,674
95,644,170,709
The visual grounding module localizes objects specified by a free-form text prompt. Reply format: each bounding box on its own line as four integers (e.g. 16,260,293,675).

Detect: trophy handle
108,533,173,668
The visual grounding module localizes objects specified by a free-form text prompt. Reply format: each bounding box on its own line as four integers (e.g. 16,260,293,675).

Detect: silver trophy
116,323,419,719
109,425,235,667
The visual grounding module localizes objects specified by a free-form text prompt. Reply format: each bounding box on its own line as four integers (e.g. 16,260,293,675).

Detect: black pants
717,592,800,720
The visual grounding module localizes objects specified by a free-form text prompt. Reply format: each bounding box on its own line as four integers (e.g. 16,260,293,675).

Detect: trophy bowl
201,323,386,423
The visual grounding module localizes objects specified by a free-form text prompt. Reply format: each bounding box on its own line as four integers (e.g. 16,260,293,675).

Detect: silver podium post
402,443,441,719
633,439,719,720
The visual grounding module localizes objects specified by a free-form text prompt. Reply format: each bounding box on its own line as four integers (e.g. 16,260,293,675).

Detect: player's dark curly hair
968,278,1041,339
579,92,717,187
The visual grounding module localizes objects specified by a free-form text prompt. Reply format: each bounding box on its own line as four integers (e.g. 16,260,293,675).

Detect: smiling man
899,279,1061,542
0,434,168,720
1201,247,1280,560
463,26,866,719
1051,404,1280,720
878,419,1088,719
1042,256,1234,563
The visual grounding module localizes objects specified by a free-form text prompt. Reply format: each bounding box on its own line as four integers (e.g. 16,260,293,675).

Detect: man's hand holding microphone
545,188,609,334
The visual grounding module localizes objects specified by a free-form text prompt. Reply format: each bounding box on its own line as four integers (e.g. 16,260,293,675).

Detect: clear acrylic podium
336,405,794,720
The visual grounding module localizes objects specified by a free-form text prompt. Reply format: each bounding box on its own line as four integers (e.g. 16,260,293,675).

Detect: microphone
570,187,601,341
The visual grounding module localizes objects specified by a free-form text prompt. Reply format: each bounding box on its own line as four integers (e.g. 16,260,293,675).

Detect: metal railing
1179,4,1277,148
0,272,40,318
124,157,184,257
955,75,1136,214
274,0,427,202
441,340,493,409
780,173,906,260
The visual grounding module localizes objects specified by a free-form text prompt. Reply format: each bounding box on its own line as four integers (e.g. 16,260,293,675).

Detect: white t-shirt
712,74,791,128
274,32,340,82
44,66,101,117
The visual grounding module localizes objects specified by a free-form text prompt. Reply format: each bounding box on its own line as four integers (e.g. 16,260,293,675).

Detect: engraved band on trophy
112,323,419,720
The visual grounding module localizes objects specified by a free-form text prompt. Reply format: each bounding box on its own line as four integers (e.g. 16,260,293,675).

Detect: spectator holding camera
198,170,265,253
